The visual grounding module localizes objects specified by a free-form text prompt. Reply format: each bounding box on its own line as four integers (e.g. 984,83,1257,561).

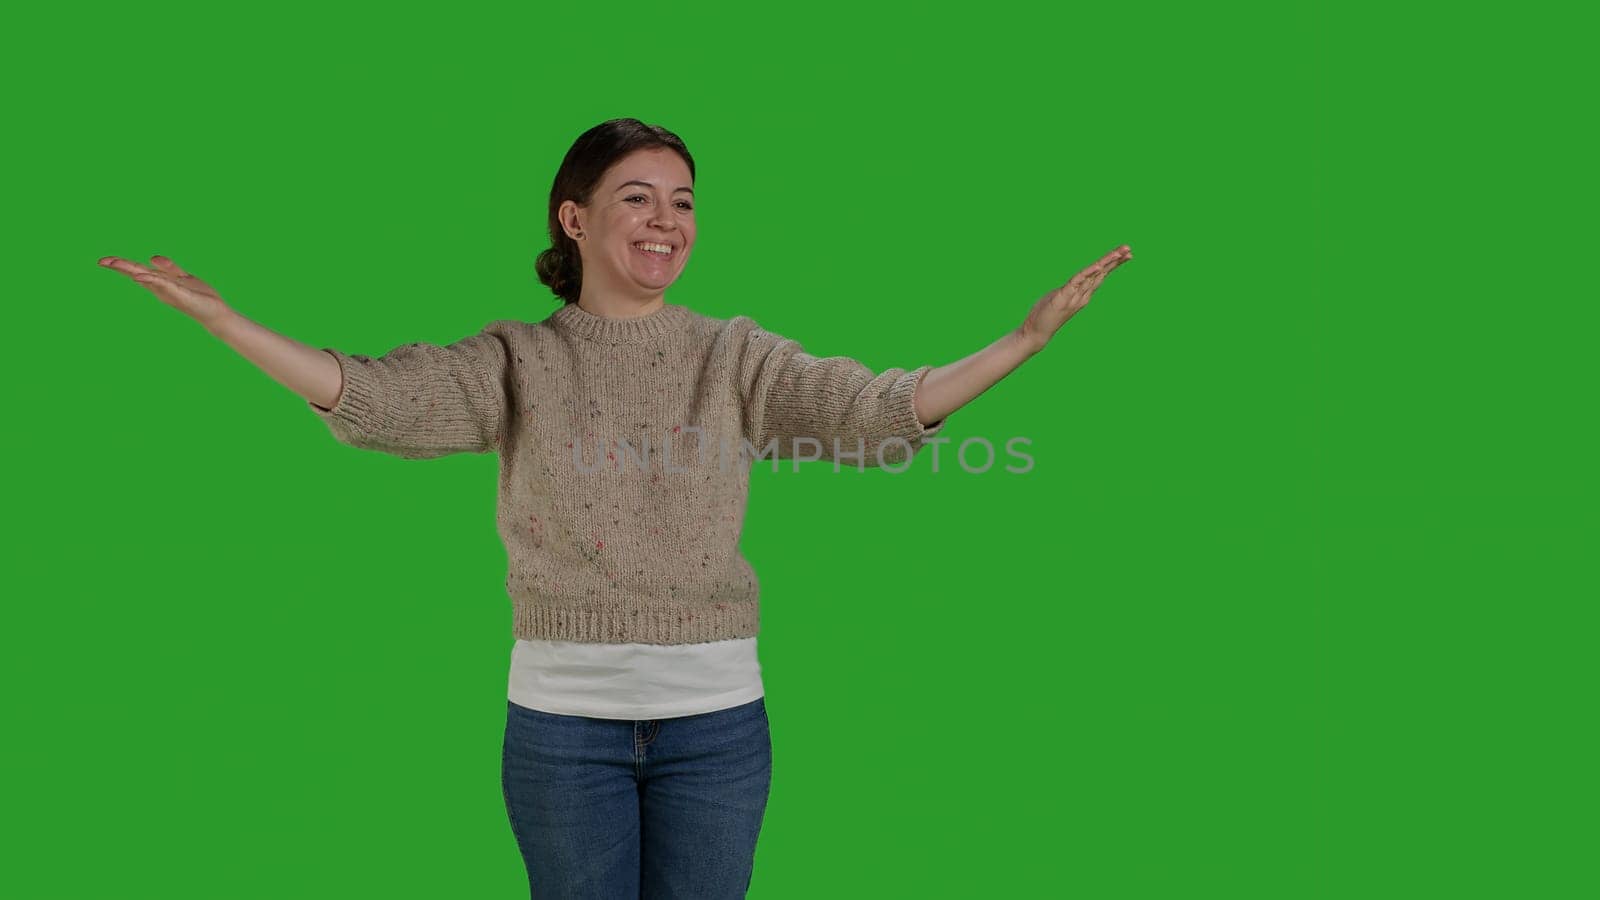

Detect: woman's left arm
914,245,1133,426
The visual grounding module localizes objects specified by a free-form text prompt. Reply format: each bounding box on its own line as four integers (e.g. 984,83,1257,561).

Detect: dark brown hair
535,118,697,305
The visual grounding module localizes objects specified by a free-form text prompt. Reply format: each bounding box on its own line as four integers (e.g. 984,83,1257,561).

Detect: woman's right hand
99,255,233,326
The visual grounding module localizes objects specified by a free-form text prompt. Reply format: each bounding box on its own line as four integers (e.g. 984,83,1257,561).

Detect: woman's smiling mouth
632,241,675,260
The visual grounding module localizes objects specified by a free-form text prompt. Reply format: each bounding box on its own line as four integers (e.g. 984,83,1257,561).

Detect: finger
1090,246,1128,271
1097,247,1128,271
1081,251,1118,279
99,257,157,277
1090,248,1130,279
150,255,192,278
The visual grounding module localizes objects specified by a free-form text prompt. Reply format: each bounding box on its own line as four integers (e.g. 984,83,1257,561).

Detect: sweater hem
512,597,761,645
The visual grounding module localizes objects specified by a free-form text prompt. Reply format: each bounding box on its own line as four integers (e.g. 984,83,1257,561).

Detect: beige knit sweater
309,301,948,644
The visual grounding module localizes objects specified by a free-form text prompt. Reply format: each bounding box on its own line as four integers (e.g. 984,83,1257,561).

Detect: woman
99,117,1131,898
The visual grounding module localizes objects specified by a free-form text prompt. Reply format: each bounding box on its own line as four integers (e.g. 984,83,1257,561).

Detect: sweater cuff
307,348,381,442
888,364,948,448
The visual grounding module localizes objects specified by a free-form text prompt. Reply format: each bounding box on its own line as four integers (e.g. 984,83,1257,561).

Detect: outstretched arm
99,253,510,459
913,245,1132,425
100,255,345,408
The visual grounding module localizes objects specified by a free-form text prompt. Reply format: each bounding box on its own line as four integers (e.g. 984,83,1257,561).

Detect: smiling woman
97,113,1129,898
534,120,698,318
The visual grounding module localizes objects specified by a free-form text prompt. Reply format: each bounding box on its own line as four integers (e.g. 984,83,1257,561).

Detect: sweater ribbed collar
548,300,692,345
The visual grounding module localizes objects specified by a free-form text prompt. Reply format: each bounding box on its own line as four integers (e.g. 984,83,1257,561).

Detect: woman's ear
558,200,585,240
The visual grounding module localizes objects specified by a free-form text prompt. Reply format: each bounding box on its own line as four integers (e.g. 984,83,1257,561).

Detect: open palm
1018,245,1132,353
98,255,232,325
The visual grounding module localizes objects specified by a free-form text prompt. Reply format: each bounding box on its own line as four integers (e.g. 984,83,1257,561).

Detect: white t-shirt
508,637,764,721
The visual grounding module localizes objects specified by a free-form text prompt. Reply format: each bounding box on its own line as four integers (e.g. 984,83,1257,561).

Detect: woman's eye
626,195,692,211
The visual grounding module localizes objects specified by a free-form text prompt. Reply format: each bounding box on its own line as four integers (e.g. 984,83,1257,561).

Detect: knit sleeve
736,319,948,467
308,325,512,460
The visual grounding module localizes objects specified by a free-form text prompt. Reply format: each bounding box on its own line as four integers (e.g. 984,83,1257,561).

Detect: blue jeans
501,696,773,899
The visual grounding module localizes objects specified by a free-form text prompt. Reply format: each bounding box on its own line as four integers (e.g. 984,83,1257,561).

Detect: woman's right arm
100,255,343,407
209,307,345,410
100,254,510,458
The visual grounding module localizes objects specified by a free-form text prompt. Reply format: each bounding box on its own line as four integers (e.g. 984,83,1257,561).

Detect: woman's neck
575,285,665,320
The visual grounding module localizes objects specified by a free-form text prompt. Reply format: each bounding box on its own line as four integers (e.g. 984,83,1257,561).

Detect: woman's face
562,147,696,303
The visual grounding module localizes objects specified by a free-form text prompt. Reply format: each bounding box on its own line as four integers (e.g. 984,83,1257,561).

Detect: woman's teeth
633,242,673,257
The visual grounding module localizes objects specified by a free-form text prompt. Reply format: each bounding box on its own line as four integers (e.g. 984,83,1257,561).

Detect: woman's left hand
1016,244,1133,354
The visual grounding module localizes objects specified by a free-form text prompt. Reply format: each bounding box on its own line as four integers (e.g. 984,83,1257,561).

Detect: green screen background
7,1,1591,897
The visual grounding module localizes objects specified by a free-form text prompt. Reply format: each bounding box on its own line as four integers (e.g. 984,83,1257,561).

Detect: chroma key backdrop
8,2,1591,898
